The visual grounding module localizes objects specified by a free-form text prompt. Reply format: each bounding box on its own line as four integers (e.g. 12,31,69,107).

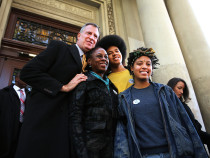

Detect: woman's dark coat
182,102,210,152
15,40,82,158
70,72,118,158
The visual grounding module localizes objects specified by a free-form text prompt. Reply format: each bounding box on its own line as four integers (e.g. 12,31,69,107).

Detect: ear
77,32,81,40
130,66,134,72
87,58,91,66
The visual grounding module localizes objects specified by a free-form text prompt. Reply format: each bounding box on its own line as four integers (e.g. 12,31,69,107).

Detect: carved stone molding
75,0,116,35
13,0,96,21
12,0,116,35
106,0,116,35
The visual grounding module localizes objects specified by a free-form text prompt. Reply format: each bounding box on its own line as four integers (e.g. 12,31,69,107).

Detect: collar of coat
84,71,118,93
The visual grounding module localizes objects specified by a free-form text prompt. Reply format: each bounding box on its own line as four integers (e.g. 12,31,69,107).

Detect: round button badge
133,99,140,104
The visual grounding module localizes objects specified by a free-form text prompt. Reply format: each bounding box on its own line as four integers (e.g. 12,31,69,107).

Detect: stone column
0,0,13,46
135,0,205,128
165,0,210,132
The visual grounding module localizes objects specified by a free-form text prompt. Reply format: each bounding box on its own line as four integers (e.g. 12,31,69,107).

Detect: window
4,8,80,48
0,8,81,88
13,18,77,46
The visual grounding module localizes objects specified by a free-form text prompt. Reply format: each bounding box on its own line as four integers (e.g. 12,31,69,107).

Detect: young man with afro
96,35,133,93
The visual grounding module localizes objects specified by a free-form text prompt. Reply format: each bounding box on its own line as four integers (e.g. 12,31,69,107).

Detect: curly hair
167,77,190,103
96,35,127,64
127,47,159,73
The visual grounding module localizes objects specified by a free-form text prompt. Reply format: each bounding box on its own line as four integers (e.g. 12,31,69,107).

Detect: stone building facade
0,0,210,132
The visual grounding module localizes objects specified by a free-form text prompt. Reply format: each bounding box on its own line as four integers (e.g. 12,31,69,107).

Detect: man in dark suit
0,70,28,158
15,23,100,158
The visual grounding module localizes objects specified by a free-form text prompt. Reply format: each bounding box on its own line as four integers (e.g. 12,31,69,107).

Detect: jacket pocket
86,121,106,131
114,122,130,158
86,121,107,151
169,116,194,156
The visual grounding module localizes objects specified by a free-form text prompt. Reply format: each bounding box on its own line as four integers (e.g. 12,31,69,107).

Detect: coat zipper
121,94,142,158
157,87,173,158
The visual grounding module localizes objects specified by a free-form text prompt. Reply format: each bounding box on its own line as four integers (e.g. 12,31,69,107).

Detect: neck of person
98,73,104,78
110,64,126,73
133,78,150,89
92,71,104,78
15,84,25,90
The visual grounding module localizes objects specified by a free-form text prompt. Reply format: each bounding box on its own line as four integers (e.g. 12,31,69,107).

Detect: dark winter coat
0,84,29,158
70,72,118,158
15,40,82,158
182,102,210,152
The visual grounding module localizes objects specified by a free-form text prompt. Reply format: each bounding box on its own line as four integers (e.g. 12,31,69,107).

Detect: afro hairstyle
96,35,127,64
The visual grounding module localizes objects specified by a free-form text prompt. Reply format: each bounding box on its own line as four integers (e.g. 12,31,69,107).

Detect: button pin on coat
133,99,140,104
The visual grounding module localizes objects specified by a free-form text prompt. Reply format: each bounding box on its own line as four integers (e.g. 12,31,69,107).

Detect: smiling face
88,48,109,77
76,25,99,52
173,81,185,99
131,56,152,82
107,46,122,66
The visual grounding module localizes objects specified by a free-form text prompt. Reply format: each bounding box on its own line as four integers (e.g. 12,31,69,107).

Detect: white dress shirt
13,85,26,100
75,44,84,61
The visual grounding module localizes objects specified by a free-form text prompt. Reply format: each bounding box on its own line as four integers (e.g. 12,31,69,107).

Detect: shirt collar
90,71,110,91
75,44,84,57
13,85,25,93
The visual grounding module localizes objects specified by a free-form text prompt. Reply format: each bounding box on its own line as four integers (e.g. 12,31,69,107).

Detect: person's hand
60,74,87,92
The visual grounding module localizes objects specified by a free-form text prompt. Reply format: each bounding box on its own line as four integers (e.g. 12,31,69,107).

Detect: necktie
81,54,87,73
19,89,25,123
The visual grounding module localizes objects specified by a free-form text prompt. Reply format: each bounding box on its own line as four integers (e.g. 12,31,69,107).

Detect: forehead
135,56,151,62
83,25,99,34
176,81,185,87
92,48,107,55
107,46,119,51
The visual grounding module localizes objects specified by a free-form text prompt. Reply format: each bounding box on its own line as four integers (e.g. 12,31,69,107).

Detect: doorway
0,8,80,89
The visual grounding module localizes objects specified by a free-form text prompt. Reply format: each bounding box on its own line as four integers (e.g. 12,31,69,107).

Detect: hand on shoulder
60,74,87,92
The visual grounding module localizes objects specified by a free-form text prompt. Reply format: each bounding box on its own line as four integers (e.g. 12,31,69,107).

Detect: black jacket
0,84,29,158
15,40,82,158
70,72,118,158
182,102,210,152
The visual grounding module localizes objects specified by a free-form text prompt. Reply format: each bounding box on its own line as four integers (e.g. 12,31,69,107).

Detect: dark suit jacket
0,84,28,158
15,40,82,158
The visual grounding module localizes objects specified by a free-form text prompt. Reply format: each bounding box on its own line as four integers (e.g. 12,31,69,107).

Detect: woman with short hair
70,46,118,158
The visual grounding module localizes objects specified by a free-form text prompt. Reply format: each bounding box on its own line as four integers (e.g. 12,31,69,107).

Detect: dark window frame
1,8,80,57
4,8,80,39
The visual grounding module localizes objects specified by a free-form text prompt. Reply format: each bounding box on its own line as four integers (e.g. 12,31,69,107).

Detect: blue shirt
131,84,168,155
